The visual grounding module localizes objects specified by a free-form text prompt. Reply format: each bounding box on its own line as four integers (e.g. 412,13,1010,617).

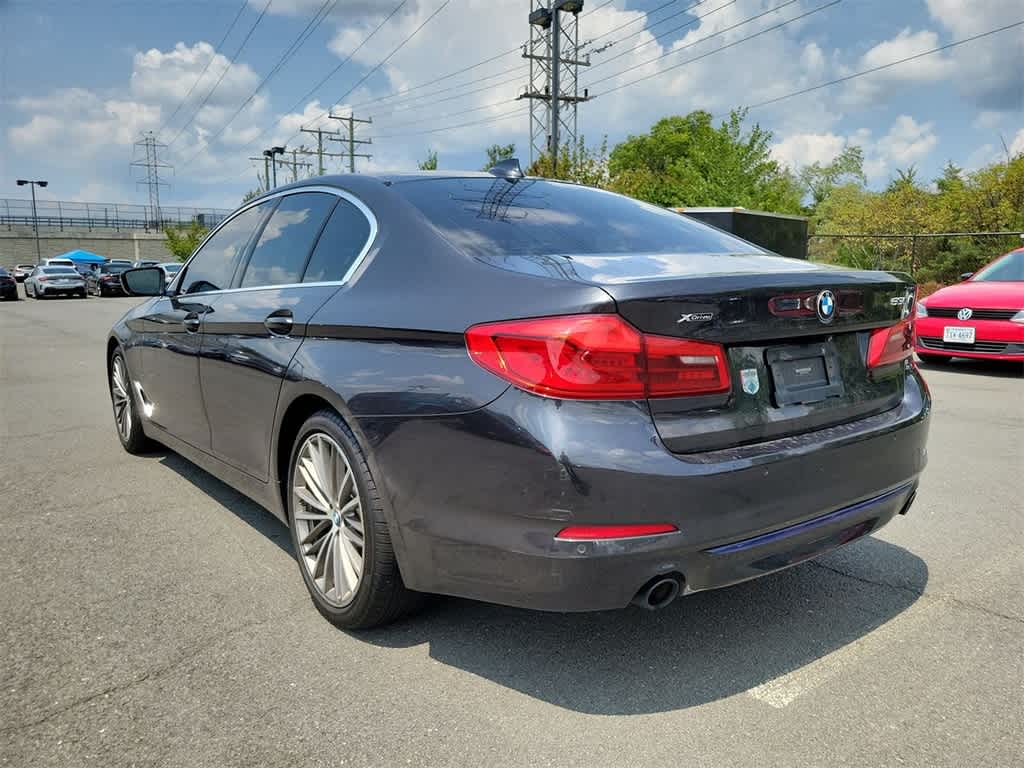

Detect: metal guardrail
1,198,232,232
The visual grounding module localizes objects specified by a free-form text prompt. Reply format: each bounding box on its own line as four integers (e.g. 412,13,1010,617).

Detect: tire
287,409,420,629
917,353,949,365
109,350,153,454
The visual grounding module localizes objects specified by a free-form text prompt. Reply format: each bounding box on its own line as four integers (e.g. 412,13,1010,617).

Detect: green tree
799,145,867,207
607,110,802,214
418,150,438,170
527,136,609,186
482,143,516,170
241,188,261,203
163,221,208,262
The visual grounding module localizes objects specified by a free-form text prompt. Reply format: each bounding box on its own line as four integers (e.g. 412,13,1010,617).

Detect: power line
727,18,1024,116
375,0,807,133
156,0,249,139
581,0,681,51
298,0,452,135
590,0,840,95
178,0,338,167
221,1,406,169
166,0,273,148
347,0,619,113
375,107,529,139
588,0,738,72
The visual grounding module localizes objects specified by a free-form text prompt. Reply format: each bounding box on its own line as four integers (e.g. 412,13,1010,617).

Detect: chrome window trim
169,185,378,297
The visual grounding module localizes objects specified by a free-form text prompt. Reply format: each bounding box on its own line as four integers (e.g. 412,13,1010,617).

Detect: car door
134,202,271,450
200,189,373,481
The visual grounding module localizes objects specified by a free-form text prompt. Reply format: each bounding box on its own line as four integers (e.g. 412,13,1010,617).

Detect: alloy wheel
110,356,133,441
292,432,365,607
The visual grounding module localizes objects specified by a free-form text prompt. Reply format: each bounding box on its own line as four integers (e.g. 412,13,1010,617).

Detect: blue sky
1,0,1021,210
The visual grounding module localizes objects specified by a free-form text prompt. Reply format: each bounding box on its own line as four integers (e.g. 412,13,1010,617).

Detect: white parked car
25,266,87,299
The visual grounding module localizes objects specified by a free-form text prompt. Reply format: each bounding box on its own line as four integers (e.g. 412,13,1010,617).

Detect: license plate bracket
766,341,845,406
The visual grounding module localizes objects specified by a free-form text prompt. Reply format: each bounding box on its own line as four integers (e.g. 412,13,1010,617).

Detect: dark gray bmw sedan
109,166,930,628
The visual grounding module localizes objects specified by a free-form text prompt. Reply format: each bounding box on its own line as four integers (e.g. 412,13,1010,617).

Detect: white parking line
747,598,939,709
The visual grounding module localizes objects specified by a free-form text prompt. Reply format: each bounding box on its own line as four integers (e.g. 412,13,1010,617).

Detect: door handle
264,310,294,336
183,313,201,333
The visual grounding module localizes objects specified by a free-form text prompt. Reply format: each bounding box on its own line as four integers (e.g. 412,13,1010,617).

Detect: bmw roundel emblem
816,290,836,324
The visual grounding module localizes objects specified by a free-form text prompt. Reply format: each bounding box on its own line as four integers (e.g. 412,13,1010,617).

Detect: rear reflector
555,523,679,541
465,314,730,399
867,315,914,368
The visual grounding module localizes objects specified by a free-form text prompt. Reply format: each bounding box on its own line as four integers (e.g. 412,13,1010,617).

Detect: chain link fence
1,198,232,232
809,231,1024,283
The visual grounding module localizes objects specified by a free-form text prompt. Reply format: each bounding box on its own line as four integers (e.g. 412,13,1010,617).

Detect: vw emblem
816,290,836,324
957,307,973,321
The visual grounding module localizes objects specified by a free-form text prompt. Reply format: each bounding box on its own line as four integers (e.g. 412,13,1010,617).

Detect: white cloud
973,110,1005,131
772,116,939,182
925,0,1024,110
1010,129,1024,158
771,132,847,170
841,29,954,106
875,115,938,166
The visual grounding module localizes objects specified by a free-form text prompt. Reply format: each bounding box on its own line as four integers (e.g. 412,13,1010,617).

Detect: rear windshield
43,267,78,275
101,264,128,273
161,264,181,273
393,178,761,258
0,268,9,276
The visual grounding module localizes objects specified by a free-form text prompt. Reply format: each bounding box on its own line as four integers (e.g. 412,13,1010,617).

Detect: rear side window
393,178,761,258
240,192,336,288
180,203,269,294
302,198,372,283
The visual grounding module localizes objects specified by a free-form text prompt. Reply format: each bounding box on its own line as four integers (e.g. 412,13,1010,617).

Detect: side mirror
959,272,974,281
122,266,166,296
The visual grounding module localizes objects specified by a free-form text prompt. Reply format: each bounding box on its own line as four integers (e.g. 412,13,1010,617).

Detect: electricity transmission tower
327,113,373,173
130,131,172,224
518,1,590,171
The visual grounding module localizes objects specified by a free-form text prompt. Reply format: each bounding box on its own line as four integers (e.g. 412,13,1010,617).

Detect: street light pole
16,179,48,264
263,146,285,188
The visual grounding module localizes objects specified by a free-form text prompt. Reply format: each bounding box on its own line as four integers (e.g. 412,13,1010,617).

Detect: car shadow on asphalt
151,447,928,716
156,451,294,558
358,536,928,715
917,358,1023,379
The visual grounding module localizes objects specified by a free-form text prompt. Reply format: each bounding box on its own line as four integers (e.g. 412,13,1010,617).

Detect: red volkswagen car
915,247,1024,363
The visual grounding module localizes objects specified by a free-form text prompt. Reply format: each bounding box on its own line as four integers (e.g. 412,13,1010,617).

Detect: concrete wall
0,225,170,269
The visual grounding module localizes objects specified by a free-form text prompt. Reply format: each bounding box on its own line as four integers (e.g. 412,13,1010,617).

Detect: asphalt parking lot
1,290,1021,768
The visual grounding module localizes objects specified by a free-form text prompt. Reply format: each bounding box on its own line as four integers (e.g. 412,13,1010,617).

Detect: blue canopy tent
57,249,107,265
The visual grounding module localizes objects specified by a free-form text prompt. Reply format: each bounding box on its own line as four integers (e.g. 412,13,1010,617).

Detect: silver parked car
157,262,182,288
13,264,35,282
25,266,87,299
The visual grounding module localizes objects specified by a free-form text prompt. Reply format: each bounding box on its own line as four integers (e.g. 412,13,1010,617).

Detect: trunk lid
599,261,914,454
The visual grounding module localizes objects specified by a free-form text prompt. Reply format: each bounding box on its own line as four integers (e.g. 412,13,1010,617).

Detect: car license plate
943,326,975,344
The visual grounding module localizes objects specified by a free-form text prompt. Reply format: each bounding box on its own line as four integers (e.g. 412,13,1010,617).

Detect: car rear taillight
867,315,914,368
465,314,730,399
37,276,50,282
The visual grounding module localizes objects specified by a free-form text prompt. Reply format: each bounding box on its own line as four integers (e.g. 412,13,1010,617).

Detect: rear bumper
38,285,85,295
361,367,931,612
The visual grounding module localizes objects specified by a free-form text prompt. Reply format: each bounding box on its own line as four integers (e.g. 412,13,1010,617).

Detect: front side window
179,202,269,294
239,192,337,288
302,198,372,283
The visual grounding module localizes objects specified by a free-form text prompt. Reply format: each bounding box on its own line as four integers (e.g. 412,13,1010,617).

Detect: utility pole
327,113,373,172
518,1,590,172
130,131,172,226
300,126,345,176
274,153,313,182
293,142,348,175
